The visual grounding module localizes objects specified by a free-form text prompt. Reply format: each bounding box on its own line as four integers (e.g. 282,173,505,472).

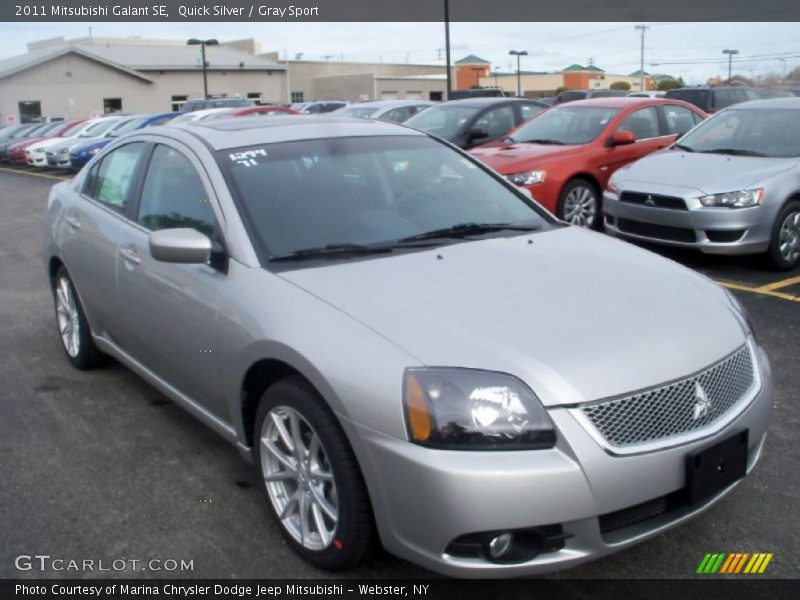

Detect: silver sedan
604,97,800,270
43,116,771,577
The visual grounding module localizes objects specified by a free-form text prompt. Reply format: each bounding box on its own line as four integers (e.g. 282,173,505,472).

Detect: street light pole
722,49,739,84
187,38,219,99
635,25,649,91
509,50,528,97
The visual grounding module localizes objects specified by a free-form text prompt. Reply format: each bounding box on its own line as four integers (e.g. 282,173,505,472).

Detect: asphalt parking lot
0,165,797,580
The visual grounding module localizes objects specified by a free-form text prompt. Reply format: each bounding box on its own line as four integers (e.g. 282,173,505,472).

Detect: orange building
455,55,491,90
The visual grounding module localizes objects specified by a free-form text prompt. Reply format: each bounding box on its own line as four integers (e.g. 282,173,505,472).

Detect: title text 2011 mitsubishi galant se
43,117,771,577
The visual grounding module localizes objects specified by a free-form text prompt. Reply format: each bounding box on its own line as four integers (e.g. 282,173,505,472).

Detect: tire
52,266,108,369
253,376,375,570
557,178,601,229
767,200,800,271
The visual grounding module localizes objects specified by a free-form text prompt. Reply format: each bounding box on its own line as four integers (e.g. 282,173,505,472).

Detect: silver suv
43,116,771,577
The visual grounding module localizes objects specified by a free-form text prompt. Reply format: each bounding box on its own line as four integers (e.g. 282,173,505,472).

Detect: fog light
487,532,514,559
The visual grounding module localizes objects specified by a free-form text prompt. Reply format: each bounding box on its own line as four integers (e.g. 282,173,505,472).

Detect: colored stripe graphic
701,552,773,574
719,553,737,574
733,553,750,573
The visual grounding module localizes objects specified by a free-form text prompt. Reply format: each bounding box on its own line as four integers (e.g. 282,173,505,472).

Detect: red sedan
470,98,706,228
7,119,85,166
230,105,300,117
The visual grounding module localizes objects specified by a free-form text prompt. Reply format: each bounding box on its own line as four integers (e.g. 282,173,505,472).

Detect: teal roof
586,65,605,72
563,63,586,71
629,69,651,77
456,54,490,65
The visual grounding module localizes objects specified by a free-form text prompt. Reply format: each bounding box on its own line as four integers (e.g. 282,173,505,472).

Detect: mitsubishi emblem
692,382,711,420
645,195,656,207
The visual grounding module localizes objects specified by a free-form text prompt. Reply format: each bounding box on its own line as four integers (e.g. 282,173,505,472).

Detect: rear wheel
767,200,800,270
253,376,375,570
557,178,600,229
52,267,107,369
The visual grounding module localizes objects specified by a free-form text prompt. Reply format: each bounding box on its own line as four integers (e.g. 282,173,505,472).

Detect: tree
788,65,800,81
610,81,631,91
657,78,682,91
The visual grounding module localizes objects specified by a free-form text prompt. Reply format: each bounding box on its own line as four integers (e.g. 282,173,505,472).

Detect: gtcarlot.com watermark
15,554,194,573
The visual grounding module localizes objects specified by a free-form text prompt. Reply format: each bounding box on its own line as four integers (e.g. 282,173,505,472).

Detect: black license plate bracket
686,429,748,504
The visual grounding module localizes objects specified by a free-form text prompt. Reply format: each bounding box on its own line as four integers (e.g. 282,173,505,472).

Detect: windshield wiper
394,222,541,244
269,243,394,262
698,148,766,157
672,143,694,152
517,138,567,145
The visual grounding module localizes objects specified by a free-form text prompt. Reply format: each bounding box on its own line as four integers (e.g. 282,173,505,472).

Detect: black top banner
3,0,800,22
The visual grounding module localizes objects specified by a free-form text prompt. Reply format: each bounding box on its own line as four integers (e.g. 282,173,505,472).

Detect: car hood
616,150,798,195
28,137,70,151
278,227,746,406
470,142,584,173
48,137,102,153
72,139,110,154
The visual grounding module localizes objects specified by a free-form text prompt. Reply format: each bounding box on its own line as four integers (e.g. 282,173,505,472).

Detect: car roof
724,97,800,110
347,100,434,108
159,116,425,150
551,97,690,109
436,98,545,107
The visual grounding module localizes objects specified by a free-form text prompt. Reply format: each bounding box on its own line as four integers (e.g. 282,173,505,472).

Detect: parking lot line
756,275,800,293
0,166,70,181
718,280,800,303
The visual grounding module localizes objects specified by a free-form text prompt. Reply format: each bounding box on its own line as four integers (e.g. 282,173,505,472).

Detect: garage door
380,91,399,100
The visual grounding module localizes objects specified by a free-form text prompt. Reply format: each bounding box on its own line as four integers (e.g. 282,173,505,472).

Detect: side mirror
610,130,636,146
149,228,212,264
467,127,489,141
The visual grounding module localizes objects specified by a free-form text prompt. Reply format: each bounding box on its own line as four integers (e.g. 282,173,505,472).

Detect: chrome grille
580,346,755,448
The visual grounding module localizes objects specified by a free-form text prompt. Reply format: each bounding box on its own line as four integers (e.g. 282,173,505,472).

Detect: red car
7,119,85,165
470,98,706,228
230,105,300,117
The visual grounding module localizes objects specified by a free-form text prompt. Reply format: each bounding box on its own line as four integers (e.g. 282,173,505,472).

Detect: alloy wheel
778,210,800,264
260,406,339,551
563,185,597,227
55,277,80,358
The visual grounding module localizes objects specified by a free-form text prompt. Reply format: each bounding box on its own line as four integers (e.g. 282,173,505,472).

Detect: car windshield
219,135,549,259
107,117,148,137
59,121,85,137
80,120,119,137
508,106,619,145
675,108,800,158
404,105,482,139
336,107,379,118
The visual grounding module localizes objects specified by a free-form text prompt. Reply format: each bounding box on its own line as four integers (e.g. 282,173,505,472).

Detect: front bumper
603,189,773,255
46,153,71,168
346,344,772,578
26,151,47,166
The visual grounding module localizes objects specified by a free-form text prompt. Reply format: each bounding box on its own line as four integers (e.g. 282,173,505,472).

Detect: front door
115,142,227,417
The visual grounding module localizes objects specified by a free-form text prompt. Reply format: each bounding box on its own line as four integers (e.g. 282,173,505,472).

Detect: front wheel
253,376,375,570
557,178,600,229
767,200,800,270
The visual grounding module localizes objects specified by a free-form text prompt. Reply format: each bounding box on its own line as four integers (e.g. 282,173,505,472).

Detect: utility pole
722,49,739,83
509,50,528,97
635,25,649,91
444,0,452,100
780,58,787,82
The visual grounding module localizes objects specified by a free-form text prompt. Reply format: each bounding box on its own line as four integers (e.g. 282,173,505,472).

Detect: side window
519,103,545,123
86,142,145,213
474,105,516,138
382,107,411,123
692,111,705,126
618,107,660,140
137,145,216,237
713,89,738,110
662,105,698,137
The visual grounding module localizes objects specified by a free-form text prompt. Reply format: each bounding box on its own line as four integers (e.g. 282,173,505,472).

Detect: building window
171,95,189,112
246,92,262,105
291,91,304,103
429,91,443,101
103,98,123,113
18,100,41,123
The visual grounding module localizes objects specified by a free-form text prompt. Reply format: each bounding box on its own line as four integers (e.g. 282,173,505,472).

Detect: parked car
555,89,628,104
1,121,69,164
628,91,666,98
605,97,800,270
68,112,179,171
44,116,770,577
22,119,88,166
404,98,550,149
45,117,124,168
332,100,434,123
0,122,55,162
180,98,255,112
449,87,507,99
168,107,237,125
664,86,759,114
470,98,706,227
227,105,301,117
292,101,348,114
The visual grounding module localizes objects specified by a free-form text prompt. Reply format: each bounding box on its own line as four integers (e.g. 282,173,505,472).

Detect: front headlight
88,148,100,156
507,170,547,186
403,368,555,450
699,188,764,208
606,179,620,195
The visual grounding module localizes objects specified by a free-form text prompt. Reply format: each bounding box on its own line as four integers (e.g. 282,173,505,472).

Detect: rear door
114,141,227,416
60,142,147,337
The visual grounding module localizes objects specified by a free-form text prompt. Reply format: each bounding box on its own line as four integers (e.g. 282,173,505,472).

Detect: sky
0,21,797,84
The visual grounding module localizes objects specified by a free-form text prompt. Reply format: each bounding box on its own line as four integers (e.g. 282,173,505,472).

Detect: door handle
65,216,81,231
119,247,141,266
